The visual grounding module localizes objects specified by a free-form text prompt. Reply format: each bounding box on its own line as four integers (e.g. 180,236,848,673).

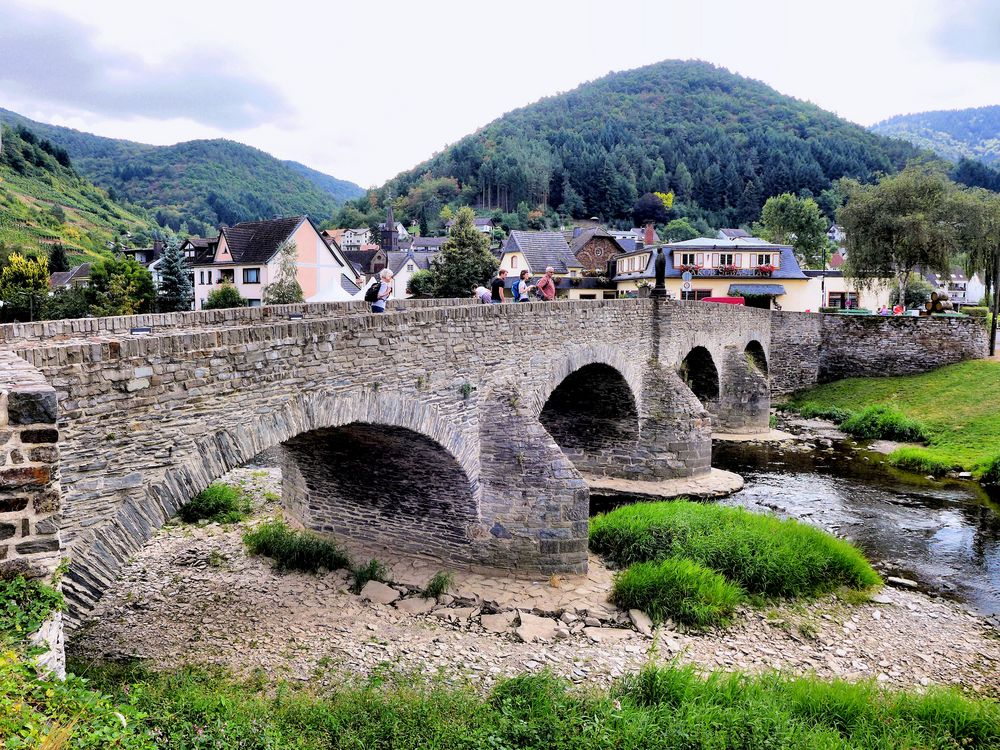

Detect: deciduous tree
754,193,828,268
87,257,155,316
203,282,246,310
0,252,49,322
263,240,304,305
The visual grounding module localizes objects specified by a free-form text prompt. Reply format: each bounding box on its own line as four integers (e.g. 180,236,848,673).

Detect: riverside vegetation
785,360,1000,481
590,501,881,627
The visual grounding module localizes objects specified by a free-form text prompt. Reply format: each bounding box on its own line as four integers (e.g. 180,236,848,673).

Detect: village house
565,226,627,272
802,270,891,311
446,216,494,235
189,216,361,308
410,236,448,253
49,263,92,290
498,230,619,300
922,267,986,308
340,227,372,253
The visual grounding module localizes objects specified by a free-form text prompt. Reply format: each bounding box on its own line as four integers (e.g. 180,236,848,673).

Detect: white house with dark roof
922,267,986,307
190,216,361,308
498,230,584,278
446,217,494,235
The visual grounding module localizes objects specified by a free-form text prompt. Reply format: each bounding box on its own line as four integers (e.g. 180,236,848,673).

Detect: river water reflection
709,440,1000,617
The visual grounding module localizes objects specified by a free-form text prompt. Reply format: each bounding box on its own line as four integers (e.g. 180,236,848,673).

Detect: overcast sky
1,0,998,187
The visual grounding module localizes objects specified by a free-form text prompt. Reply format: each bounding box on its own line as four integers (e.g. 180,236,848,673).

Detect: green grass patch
788,360,1000,472
590,501,881,598
840,405,928,442
611,558,744,627
982,455,1000,487
352,558,389,593
39,659,998,749
243,519,351,573
178,482,252,524
887,446,957,475
0,575,64,644
423,570,454,599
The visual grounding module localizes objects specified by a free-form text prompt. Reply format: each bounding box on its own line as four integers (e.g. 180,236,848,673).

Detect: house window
827,292,859,309
681,290,712,301
406,264,415,272
680,253,697,266
753,253,771,266
243,268,261,284
511,256,518,269
718,253,735,266
219,269,235,284
578,293,597,299
247,299,262,308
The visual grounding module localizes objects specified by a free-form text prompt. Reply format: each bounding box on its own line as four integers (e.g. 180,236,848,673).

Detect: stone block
0,497,28,513
28,446,58,463
7,390,57,425
15,537,60,555
0,465,50,488
32,491,59,514
20,429,58,444
0,522,15,540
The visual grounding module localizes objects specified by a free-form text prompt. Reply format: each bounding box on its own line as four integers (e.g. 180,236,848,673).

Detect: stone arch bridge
0,298,984,620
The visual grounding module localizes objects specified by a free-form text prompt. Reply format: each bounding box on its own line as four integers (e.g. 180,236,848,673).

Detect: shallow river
710,440,1000,617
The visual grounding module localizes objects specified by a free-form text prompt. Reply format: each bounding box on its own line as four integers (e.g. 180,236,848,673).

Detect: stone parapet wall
817,315,989,383
0,298,468,345
0,351,61,580
769,312,988,395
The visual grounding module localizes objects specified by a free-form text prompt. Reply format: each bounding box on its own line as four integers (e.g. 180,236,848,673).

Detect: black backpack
364,280,380,303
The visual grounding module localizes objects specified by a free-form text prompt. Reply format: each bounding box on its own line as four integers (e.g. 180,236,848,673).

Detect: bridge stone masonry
0,298,986,623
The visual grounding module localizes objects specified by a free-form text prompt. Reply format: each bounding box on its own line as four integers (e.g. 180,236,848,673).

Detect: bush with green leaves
202,281,246,310
178,483,251,524
590,501,881,598
243,519,351,573
840,404,928,442
611,558,743,627
0,575,64,643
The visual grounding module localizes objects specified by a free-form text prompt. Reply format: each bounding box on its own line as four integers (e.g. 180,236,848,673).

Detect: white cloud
1,0,998,187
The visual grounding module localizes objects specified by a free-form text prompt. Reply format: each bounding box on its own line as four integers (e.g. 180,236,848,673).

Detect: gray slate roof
502,231,582,273
567,227,626,257
410,236,448,250
729,283,786,296
219,216,305,264
340,274,361,295
388,251,437,274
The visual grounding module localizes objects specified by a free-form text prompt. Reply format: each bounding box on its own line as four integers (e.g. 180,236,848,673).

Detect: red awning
701,296,745,305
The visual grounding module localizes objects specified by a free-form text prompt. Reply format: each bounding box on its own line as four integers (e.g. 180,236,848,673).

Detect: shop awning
728,283,786,296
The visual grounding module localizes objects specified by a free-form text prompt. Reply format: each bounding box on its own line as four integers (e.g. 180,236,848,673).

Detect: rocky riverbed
69,468,1000,696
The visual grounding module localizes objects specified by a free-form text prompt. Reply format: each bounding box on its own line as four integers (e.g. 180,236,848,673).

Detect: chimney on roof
644,222,656,248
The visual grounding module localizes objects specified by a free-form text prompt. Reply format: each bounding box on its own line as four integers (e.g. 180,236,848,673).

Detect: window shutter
713,253,719,266
696,253,703,265
735,253,742,268
773,253,780,268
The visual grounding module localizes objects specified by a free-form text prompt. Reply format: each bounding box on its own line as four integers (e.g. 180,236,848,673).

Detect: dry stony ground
69,469,1000,698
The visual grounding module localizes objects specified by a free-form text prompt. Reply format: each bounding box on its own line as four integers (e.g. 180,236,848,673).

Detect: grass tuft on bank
611,558,744,627
29,659,996,749
887,446,957,475
179,482,252,524
243,519,351,573
590,501,881,599
786,360,1000,476
840,405,928,442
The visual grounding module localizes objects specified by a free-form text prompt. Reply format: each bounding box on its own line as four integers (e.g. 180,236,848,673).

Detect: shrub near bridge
243,519,351,573
178,482,251,524
590,501,881,599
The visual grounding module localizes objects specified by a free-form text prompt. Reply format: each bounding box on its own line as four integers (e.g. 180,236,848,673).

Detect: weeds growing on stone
423,571,454,599
590,501,881,598
242,520,351,573
47,659,1000,749
179,483,252,524
352,559,388,593
611,558,743,627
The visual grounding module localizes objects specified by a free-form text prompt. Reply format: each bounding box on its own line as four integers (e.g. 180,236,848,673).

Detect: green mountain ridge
375,59,923,228
871,105,1000,166
0,124,158,264
0,108,364,235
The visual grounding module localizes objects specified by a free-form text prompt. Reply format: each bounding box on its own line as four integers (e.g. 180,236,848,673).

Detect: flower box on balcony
718,264,739,275
755,264,776,277
677,264,702,274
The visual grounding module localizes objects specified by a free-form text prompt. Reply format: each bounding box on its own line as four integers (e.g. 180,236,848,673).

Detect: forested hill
0,108,364,236
379,60,922,228
871,106,1000,166
0,124,157,264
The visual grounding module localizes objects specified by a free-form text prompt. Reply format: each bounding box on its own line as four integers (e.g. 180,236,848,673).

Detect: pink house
189,216,362,308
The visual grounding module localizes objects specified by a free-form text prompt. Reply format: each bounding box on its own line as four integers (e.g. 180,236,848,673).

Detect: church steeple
381,204,399,251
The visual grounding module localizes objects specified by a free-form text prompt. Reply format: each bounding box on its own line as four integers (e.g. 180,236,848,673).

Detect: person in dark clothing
490,269,508,303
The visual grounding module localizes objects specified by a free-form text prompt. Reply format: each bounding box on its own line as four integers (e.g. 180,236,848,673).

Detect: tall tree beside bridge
960,188,1000,355
431,207,498,298
838,166,964,304
263,240,304,305
157,238,193,312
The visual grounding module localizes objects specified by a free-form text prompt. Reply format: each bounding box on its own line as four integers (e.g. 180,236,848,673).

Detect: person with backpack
366,268,394,313
514,270,532,302
536,266,556,301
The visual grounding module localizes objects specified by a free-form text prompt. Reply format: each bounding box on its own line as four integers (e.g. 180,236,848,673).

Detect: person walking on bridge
514,270,532,302
371,268,394,313
536,266,556,301
490,269,508,304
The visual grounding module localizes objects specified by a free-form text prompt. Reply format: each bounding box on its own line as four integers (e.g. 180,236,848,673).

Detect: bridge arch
745,339,768,375
679,345,720,411
63,390,478,617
